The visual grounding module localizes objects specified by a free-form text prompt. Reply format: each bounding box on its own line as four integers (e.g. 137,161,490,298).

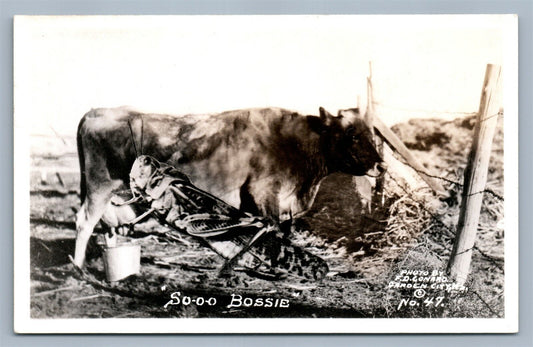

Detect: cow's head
312,107,385,177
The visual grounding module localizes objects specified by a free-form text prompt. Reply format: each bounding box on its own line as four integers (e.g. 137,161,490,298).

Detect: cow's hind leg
73,186,115,268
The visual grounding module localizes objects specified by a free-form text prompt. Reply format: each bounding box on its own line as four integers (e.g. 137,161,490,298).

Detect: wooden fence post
350,61,447,199
354,62,380,212
366,62,385,207
365,61,375,131
447,64,502,286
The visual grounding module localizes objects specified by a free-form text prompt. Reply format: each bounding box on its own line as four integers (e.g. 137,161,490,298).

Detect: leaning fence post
447,64,502,286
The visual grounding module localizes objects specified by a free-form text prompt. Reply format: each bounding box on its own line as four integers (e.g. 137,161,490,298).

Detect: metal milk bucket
103,243,141,282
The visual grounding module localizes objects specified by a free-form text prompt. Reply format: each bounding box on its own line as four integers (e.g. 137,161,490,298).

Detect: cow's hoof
67,255,88,279
69,263,87,279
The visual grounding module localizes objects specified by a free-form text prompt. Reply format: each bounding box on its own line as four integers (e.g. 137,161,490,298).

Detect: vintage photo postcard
14,15,518,333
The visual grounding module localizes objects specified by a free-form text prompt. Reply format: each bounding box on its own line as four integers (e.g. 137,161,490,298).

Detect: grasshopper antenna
127,120,139,158
140,116,144,155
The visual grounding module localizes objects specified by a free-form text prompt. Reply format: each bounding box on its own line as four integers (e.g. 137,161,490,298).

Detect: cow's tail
77,114,87,203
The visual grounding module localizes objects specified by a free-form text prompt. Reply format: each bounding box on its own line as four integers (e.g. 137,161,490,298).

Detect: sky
14,15,512,136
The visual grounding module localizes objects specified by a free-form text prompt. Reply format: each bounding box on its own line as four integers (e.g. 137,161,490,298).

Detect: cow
74,106,385,268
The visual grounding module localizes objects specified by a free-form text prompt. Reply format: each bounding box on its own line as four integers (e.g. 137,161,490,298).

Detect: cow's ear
319,107,334,126
307,116,324,134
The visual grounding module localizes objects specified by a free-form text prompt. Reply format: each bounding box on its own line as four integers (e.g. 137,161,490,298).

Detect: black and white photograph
13,15,518,333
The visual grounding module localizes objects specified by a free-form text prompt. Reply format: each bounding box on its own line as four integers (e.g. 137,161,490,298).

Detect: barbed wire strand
471,289,502,318
372,100,502,123
479,111,503,124
392,156,504,202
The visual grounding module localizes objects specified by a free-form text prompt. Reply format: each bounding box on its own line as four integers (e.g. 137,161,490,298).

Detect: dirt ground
30,171,374,318
28,114,505,319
